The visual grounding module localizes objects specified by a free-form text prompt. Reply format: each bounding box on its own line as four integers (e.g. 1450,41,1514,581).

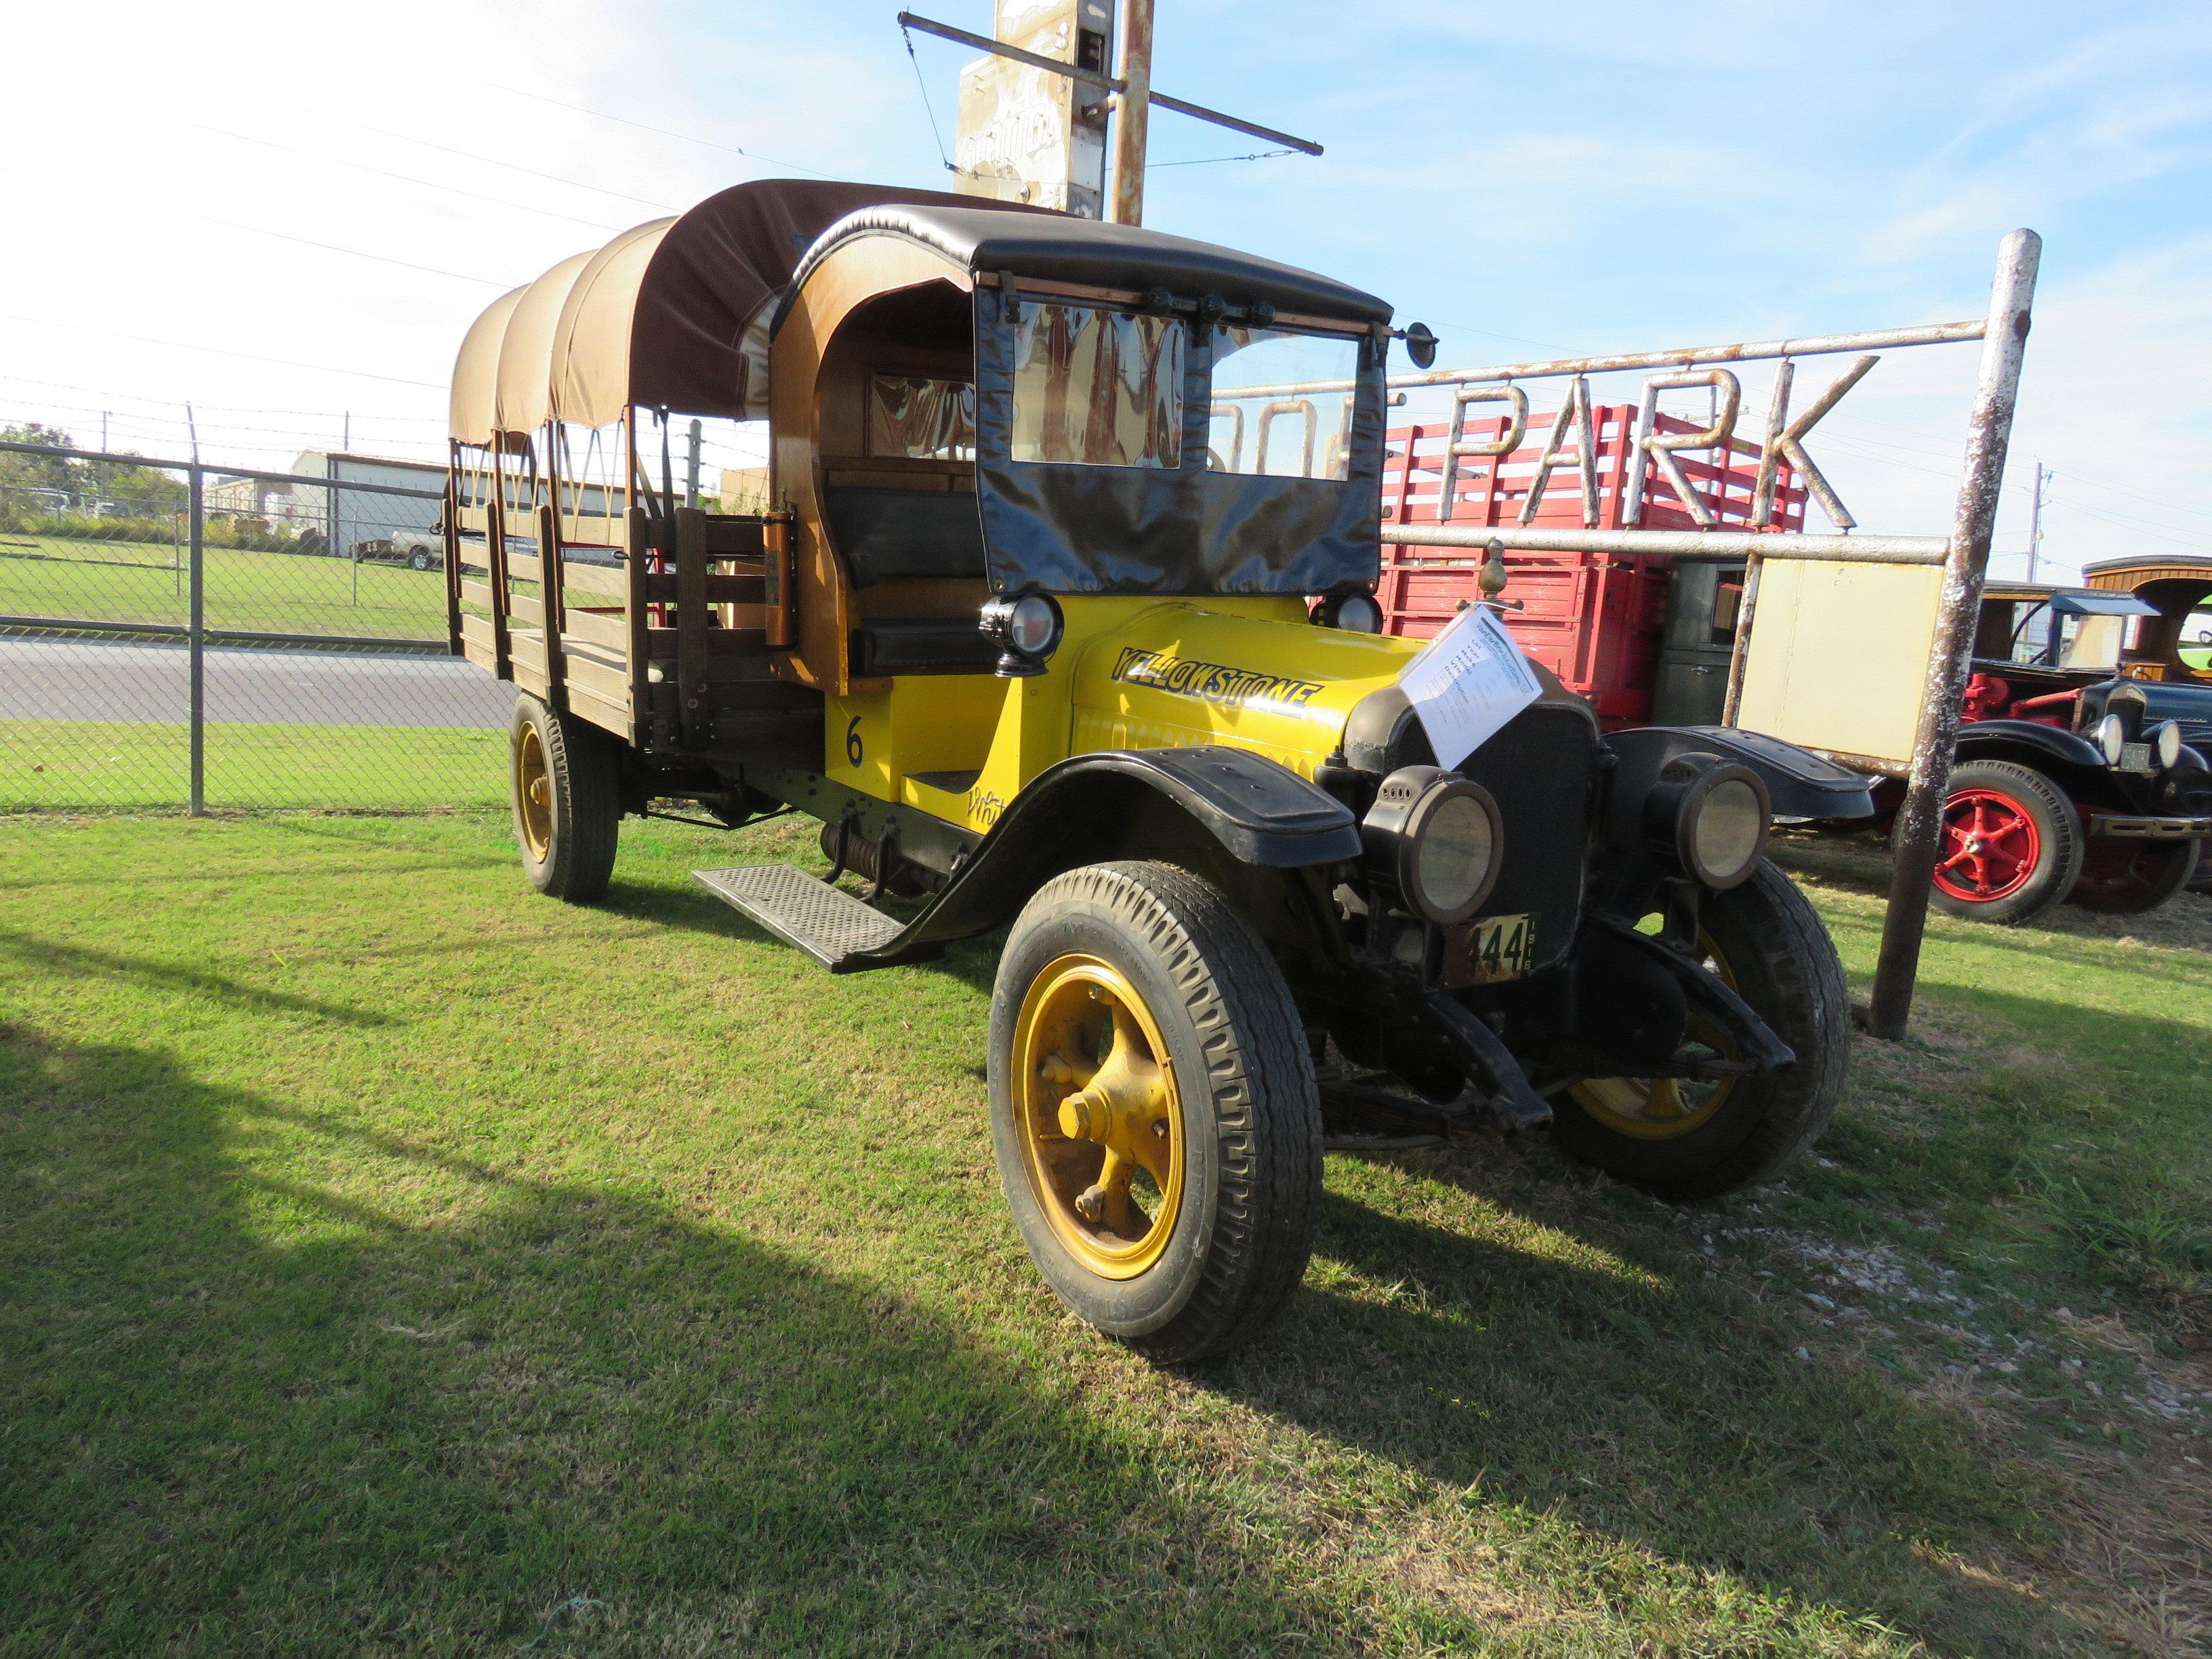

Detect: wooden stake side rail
446,478,798,754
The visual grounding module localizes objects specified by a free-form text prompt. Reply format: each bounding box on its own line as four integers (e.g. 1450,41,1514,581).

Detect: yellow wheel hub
1011,954,1183,1279
513,719,553,861
1570,926,1740,1141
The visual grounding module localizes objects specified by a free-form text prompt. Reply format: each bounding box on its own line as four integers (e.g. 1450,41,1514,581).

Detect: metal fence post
188,462,206,817
1866,228,2041,1039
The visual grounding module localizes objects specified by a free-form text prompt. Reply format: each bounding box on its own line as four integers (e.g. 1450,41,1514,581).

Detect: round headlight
1643,755,1771,890
2153,719,2184,771
1361,766,1504,924
2095,714,2127,767
1687,775,1768,888
1416,790,1498,916
1328,594,1383,634
979,590,1065,676
1006,593,1061,656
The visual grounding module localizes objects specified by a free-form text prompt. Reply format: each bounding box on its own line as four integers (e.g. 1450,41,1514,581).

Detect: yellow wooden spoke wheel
1011,954,1184,1279
1550,864,1849,1202
508,694,622,903
512,716,554,863
987,861,1322,1363
1568,928,1738,1141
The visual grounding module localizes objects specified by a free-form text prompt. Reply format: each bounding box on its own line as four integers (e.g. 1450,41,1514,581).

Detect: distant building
285,451,447,554
719,466,771,512
205,474,289,518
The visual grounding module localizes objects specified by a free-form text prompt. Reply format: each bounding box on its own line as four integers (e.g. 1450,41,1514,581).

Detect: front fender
842,746,1358,966
1954,718,2108,773
1603,725,1877,822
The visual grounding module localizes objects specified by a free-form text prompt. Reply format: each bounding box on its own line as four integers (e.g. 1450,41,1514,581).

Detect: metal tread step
693,863,907,972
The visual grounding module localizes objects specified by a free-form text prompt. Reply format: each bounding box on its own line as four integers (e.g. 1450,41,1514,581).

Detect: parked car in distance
350,527,444,571
1869,580,2212,922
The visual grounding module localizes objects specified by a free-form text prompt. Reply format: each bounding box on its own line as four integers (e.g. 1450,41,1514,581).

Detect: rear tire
2068,836,2200,915
510,694,620,902
988,861,1322,1364
1552,863,1849,1201
1927,760,2083,925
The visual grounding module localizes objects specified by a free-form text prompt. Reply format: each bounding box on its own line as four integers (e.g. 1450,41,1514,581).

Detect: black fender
1603,724,1877,823
841,746,1359,968
1953,718,2107,774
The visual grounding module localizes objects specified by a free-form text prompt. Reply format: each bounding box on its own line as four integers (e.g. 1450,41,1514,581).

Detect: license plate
2119,742,2152,774
1469,912,1537,984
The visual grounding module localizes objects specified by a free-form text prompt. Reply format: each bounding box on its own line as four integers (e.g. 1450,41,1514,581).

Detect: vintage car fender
1953,718,2110,774
1601,725,1878,822
836,745,1360,968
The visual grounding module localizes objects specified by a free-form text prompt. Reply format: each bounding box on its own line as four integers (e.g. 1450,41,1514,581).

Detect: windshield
1008,302,1184,469
2007,602,2130,672
1207,325,1360,480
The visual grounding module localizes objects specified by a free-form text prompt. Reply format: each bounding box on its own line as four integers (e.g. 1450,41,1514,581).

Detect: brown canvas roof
451,178,1040,443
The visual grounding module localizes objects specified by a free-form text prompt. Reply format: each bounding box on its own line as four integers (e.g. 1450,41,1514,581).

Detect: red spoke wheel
1925,760,2083,926
2067,834,2201,916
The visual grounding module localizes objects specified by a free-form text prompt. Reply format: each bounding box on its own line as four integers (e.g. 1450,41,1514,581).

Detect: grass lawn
0,535,448,640
2,814,2205,1657
0,721,505,812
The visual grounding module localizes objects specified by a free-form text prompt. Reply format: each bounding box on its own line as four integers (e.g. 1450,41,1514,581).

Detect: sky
2,0,2207,580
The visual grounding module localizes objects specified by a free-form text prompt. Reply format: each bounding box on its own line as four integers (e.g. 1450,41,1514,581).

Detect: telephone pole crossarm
896,9,1322,163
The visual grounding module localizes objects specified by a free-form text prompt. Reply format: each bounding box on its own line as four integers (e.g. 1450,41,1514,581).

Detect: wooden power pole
1107,0,1153,225
899,5,1318,226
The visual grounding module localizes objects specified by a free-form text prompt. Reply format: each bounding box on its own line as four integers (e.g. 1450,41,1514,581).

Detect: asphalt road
0,637,514,729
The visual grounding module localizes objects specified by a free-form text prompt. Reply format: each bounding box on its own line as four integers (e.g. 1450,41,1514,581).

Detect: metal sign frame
1363,230,2042,1038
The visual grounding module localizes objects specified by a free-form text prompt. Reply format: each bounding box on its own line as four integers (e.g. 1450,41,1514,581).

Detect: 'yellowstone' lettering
1111,647,1325,712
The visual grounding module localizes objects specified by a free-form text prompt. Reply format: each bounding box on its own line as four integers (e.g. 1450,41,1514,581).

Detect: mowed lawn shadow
1204,1143,2094,1656
0,1022,1333,1657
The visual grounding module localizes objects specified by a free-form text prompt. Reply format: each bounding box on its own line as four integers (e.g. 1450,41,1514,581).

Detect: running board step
693,863,917,973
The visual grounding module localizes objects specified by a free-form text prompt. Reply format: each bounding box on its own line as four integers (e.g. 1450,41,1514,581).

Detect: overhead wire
0,165,518,290
188,123,630,234
472,79,839,182
227,89,686,214
0,314,449,390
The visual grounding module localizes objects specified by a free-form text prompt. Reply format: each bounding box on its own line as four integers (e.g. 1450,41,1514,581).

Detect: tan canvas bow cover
449,178,1010,443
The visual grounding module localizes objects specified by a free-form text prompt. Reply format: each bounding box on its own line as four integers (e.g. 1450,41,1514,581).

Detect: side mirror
1401,322,1438,369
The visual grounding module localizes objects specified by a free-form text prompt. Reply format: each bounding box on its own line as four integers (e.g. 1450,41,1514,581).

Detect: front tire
510,694,620,902
988,861,1322,1364
2068,836,2200,914
409,549,433,571
1927,759,2083,924
1552,863,1849,1201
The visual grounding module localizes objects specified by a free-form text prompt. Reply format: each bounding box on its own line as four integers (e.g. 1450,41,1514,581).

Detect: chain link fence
1,438,511,813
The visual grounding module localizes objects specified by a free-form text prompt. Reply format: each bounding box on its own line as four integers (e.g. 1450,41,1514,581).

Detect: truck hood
1068,602,1423,779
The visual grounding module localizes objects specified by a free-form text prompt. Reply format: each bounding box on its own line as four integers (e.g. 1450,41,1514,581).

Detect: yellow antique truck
445,180,1872,1360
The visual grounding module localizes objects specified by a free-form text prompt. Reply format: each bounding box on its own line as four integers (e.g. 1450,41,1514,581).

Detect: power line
229,89,687,215
473,79,839,182
0,165,518,289
0,314,451,390
189,123,630,234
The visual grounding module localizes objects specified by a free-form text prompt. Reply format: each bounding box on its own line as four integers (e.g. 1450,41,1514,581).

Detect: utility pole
899,6,1315,226
1107,0,1153,226
2024,459,2049,582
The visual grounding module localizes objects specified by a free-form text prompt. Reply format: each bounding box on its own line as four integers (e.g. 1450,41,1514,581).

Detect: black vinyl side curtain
970,286,1386,598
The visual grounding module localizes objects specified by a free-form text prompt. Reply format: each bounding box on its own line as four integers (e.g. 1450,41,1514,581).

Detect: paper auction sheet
1397,604,1542,770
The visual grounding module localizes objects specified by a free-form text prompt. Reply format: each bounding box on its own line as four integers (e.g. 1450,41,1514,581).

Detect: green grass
3,815,2207,1657
0,533,447,639
0,721,505,811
